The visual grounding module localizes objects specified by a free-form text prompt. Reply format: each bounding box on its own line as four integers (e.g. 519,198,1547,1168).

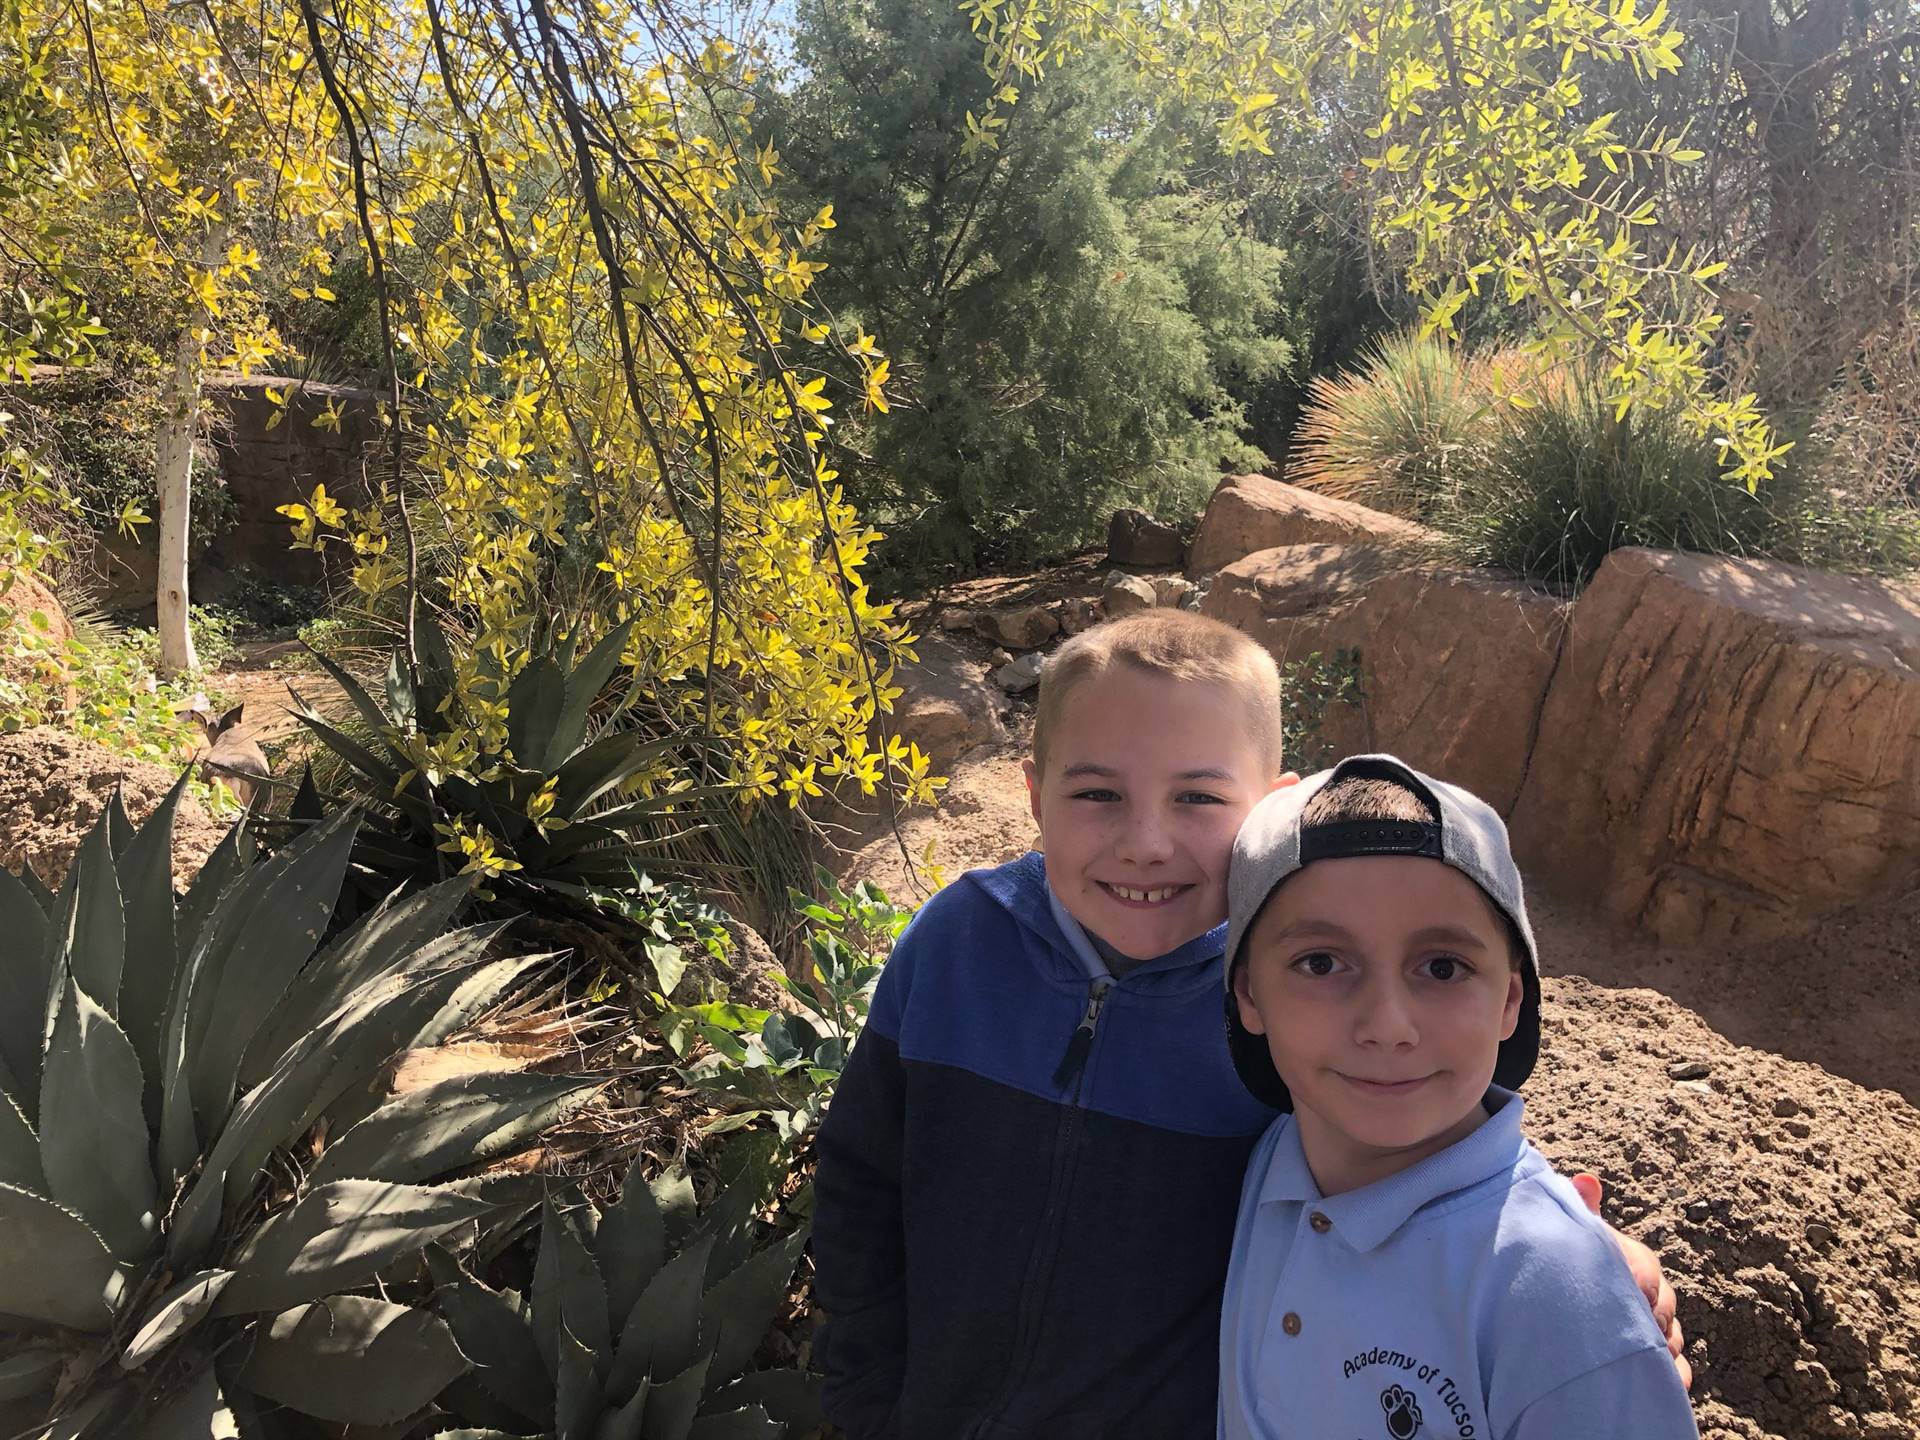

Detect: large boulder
1510,549,1920,944
883,632,1008,774
1187,473,1438,577
1105,508,1185,568
1102,571,1157,619
1205,545,1567,812
973,604,1060,651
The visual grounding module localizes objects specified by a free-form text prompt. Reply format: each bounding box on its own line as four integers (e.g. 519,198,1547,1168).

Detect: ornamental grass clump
0,785,600,1435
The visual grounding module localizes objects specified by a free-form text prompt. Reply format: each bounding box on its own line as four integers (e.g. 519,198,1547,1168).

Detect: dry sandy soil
838,723,1920,1440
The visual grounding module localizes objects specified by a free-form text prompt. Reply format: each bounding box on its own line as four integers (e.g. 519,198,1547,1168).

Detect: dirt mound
1530,977,1918,1440
0,726,229,887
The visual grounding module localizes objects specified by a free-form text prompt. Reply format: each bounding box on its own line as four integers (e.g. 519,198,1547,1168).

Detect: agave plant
288,614,736,892
429,1144,819,1439
0,782,601,1436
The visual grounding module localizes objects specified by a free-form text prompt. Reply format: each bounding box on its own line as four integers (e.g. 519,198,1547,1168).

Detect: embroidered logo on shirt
1380,1383,1423,1438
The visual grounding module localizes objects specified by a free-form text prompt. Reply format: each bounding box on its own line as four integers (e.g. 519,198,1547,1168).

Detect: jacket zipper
971,978,1114,1439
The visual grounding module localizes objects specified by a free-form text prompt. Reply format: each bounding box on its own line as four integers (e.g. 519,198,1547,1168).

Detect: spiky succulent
0,784,600,1436
429,1145,819,1439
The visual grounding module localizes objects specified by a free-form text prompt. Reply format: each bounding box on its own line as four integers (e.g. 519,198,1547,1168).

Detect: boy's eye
1417,955,1472,982
1070,788,1120,803
1177,790,1227,805
1290,951,1345,978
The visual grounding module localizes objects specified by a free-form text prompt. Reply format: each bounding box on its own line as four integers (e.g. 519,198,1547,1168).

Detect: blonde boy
812,612,1680,1440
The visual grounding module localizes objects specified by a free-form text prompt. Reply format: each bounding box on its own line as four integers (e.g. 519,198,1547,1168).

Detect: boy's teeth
1110,884,1179,903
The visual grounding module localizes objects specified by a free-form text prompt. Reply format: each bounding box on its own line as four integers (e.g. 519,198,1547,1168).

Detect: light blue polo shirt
1219,1090,1698,1440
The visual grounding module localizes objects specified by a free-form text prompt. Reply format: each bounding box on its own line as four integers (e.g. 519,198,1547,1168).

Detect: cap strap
1299,819,1443,862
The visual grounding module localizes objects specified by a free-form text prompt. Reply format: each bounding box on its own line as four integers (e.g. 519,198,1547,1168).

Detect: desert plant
287,614,739,893
0,784,599,1435
662,871,911,1145
429,1144,819,1438
1289,332,1496,517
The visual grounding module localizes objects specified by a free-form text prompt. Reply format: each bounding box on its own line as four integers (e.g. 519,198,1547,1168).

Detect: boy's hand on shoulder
1572,1172,1693,1391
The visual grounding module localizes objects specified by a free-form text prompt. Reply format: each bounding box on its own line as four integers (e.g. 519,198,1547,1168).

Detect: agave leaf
556,1321,605,1440
597,1380,649,1440
652,1171,698,1248
17,859,54,909
142,1366,240,1439
188,810,359,1138
550,731,677,819
121,1269,234,1368
239,891,489,1091
169,952,540,1266
606,1236,712,1399
0,1083,45,1192
311,1072,601,1186
236,1294,469,1426
0,1345,62,1402
114,773,186,1123
56,819,126,1019
385,647,417,728
432,1269,554,1427
532,1201,611,1383
303,648,407,749
37,1380,129,1440
636,1354,709,1440
291,762,325,823
411,952,553,1055
215,1179,497,1316
695,1141,778,1287
506,654,568,777
698,1228,808,1388
0,865,52,1108
40,979,156,1261
0,1182,121,1333
103,788,135,856
173,823,252,970
289,705,404,793
599,1162,669,1339
705,1371,822,1430
684,1408,782,1440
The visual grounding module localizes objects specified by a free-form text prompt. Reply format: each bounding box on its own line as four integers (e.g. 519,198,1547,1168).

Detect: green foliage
660,870,912,1146
766,0,1290,577
1280,649,1366,773
1291,340,1920,588
0,794,586,1435
430,1143,820,1439
587,868,737,1003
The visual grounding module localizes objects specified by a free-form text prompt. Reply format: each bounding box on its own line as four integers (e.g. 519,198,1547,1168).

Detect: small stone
1058,596,1101,635
1667,1060,1710,1081
1675,1080,1714,1096
993,652,1047,694
1805,1222,1836,1248
987,648,1013,669
1598,1045,1619,1061
1772,1095,1801,1118
937,608,978,633
1152,575,1197,609
1784,1119,1812,1139
1102,571,1157,619
1685,1201,1711,1222
975,604,1061,651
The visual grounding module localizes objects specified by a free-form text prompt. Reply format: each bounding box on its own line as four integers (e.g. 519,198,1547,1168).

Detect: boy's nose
1352,979,1420,1049
1114,810,1176,864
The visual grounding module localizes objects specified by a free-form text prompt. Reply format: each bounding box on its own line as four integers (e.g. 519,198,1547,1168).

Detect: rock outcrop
973,604,1060,651
1510,549,1920,943
884,632,1009,774
1205,544,1566,813
1187,473,1437,577
1105,507,1185,568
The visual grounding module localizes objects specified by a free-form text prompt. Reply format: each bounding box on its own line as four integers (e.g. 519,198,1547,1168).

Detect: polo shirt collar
1258,1088,1527,1253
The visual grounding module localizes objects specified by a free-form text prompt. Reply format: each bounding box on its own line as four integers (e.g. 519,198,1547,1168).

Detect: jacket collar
1257,1089,1528,1253
967,851,1229,991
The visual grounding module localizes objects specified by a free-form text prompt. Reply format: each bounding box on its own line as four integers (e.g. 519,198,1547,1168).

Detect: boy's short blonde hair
1033,610,1284,777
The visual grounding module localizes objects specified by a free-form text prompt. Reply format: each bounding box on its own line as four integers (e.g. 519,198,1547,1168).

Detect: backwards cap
1223,754,1541,1112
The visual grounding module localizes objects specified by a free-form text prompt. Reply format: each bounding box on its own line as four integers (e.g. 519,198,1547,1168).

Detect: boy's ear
1232,961,1268,1036
1022,757,1043,828
1268,771,1302,794
1500,971,1524,1041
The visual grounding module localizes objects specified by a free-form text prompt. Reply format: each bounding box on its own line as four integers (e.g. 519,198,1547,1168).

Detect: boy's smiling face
1232,854,1524,1194
1025,664,1280,962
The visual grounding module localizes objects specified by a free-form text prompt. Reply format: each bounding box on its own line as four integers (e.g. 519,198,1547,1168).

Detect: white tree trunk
155,228,226,680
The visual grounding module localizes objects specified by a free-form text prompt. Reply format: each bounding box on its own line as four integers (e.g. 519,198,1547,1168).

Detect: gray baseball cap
1223,754,1541,1112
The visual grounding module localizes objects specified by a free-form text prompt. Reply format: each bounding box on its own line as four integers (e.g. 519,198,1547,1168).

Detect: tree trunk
154,231,224,679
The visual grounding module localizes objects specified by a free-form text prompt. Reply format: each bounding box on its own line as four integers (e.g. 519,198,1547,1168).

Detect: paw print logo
1380,1383,1423,1439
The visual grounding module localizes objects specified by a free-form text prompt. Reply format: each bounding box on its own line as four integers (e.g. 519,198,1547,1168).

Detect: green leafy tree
766,0,1292,575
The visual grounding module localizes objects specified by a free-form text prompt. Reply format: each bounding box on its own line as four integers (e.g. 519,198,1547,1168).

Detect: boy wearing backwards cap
1221,755,1698,1438
815,612,1687,1440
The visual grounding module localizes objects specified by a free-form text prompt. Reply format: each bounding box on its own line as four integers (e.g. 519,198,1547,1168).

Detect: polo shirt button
1281,1311,1302,1337
1309,1211,1332,1233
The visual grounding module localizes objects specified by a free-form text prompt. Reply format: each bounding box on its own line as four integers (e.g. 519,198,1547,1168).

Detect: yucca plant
288,614,737,893
0,783,601,1436
429,1144,819,1439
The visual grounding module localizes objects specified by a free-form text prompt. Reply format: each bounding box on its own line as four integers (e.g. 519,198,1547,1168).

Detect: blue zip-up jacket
813,853,1278,1440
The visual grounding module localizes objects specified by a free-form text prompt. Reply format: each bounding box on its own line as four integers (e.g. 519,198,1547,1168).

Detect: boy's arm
1571,1173,1692,1388
812,1013,910,1440
1500,1346,1699,1440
